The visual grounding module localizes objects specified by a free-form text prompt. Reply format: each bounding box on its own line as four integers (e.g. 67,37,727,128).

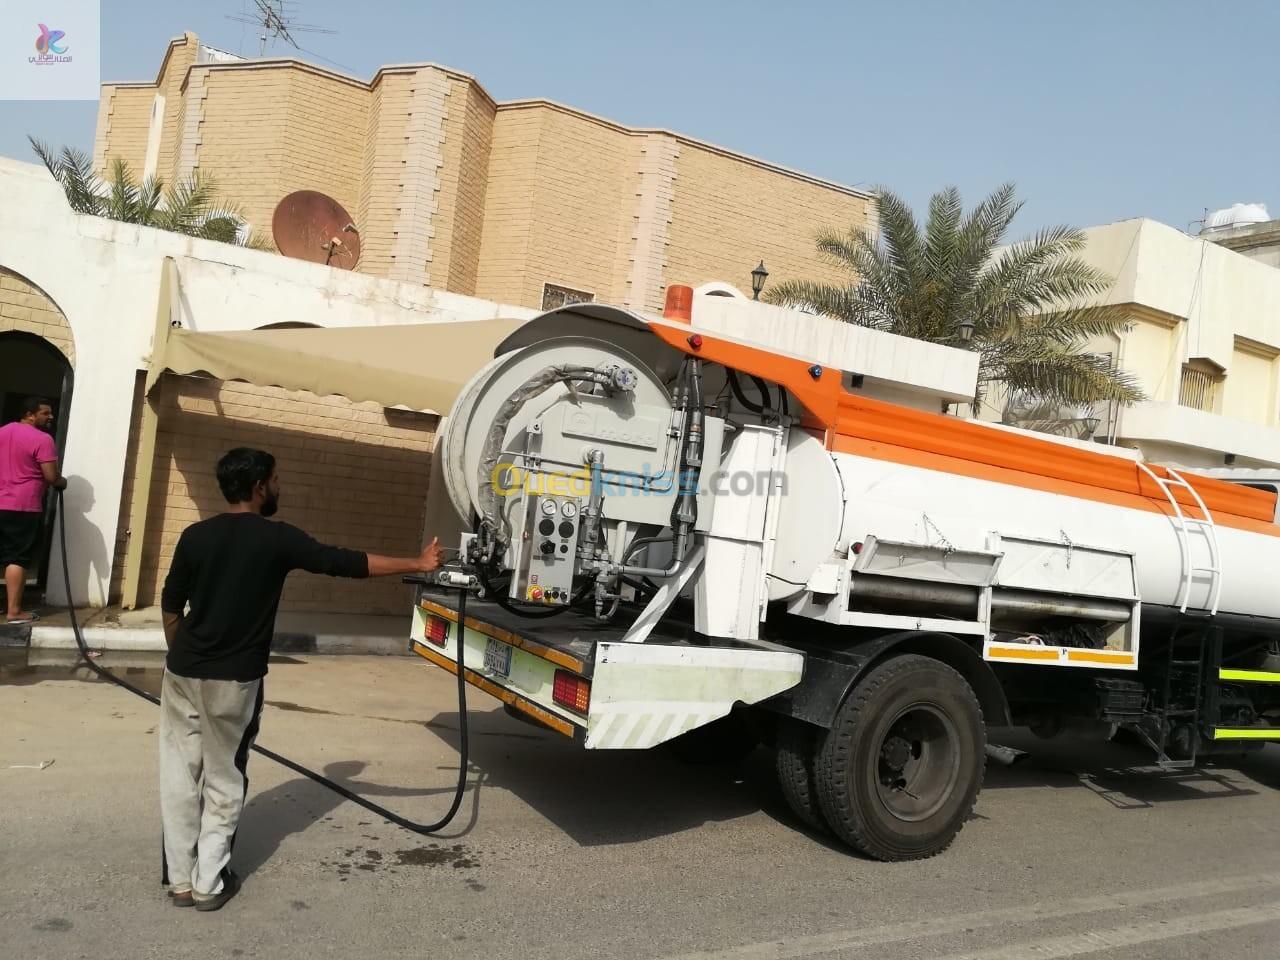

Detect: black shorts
0,510,43,569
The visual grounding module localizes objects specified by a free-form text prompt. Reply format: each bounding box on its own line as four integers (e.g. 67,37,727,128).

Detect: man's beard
261,493,280,518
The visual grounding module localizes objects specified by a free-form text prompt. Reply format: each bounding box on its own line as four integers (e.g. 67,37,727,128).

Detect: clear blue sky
3,0,1276,236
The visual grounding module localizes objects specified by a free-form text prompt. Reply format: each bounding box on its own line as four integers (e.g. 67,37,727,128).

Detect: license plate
483,637,513,678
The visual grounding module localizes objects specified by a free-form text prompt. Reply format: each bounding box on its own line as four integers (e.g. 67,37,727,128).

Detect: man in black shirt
158,447,442,911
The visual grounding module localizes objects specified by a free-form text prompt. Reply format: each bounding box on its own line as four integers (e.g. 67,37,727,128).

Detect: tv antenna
227,0,337,58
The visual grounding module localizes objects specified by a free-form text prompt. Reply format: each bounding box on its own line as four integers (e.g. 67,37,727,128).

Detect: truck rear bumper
409,598,804,749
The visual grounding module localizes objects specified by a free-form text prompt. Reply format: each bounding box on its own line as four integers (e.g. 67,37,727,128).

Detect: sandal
5,613,40,625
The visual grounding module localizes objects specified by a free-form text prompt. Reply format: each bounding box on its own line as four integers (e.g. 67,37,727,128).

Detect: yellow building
1074,218,1280,468
94,33,875,313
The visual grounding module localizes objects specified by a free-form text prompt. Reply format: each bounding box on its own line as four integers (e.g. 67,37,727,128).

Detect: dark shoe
170,890,195,908
194,871,240,913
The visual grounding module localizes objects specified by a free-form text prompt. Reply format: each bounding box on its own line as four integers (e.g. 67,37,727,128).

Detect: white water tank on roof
1203,202,1271,233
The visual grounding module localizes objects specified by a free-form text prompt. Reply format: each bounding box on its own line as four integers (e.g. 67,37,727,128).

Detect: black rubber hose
55,490,471,835
727,370,767,415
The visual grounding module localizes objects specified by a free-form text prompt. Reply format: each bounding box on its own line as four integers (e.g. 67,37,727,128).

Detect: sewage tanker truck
406,287,1280,860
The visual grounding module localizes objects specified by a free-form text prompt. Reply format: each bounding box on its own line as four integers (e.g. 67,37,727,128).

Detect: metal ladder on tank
1136,463,1223,616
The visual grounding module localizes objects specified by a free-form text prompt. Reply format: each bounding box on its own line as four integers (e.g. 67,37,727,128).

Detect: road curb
28,626,413,656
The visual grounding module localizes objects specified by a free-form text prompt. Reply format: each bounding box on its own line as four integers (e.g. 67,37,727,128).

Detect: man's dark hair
20,397,52,418
216,448,276,504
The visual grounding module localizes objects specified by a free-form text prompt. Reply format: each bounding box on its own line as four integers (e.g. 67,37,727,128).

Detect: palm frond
157,173,220,234
30,136,103,215
104,158,141,222
764,183,1146,416
136,176,163,223
997,350,1145,405
763,279,893,329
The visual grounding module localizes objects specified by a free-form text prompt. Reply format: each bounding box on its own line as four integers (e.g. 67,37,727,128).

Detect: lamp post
958,318,975,344
751,261,769,300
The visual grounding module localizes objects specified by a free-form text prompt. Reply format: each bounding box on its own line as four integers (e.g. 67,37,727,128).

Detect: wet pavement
0,648,165,693
0,648,307,695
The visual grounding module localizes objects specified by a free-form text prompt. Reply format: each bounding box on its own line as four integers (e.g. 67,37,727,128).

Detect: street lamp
751,261,769,300
958,318,975,344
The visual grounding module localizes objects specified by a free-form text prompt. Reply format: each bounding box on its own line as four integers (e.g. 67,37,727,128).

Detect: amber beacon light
663,284,694,323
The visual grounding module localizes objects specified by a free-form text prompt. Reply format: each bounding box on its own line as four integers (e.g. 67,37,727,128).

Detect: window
1178,360,1222,413
542,283,594,311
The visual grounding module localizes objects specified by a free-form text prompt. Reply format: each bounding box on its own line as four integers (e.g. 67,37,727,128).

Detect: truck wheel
775,720,827,832
815,654,985,861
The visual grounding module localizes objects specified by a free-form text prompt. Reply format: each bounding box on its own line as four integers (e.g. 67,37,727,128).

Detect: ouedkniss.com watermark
2,1,100,101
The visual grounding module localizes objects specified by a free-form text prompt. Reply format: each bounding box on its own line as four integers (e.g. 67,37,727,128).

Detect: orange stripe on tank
831,434,1280,539
641,319,1278,530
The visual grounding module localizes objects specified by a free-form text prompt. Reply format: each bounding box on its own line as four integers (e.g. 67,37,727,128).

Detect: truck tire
775,720,827,832
815,654,985,861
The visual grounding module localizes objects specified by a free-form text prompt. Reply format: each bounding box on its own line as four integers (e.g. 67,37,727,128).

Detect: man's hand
418,537,443,573
365,537,445,578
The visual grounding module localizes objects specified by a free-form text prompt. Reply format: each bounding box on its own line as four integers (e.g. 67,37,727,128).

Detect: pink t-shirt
0,422,58,513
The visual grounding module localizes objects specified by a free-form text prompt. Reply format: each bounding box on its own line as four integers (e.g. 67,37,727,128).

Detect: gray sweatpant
159,670,264,897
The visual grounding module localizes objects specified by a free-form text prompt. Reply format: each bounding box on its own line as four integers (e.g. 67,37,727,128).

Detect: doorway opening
0,331,74,598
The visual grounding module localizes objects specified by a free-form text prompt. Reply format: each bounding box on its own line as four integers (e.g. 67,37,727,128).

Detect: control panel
512,494,581,605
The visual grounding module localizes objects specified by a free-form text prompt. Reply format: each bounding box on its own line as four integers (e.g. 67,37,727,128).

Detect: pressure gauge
561,501,578,518
540,499,557,516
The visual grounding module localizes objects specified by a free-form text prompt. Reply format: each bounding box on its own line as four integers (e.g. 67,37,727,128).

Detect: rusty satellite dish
272,190,361,269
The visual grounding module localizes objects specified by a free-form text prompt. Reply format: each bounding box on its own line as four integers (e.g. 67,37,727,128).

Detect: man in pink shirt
0,397,66,624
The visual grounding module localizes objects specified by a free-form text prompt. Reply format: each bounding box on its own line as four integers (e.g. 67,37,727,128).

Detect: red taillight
852,540,864,555
552,670,590,714
424,615,450,647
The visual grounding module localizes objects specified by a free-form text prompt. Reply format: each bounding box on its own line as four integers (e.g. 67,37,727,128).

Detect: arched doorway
0,330,74,592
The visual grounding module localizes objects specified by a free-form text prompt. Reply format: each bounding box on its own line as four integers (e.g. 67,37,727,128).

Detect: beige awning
159,319,527,413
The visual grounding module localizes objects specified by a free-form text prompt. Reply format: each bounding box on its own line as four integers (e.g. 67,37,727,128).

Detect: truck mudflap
409,599,804,749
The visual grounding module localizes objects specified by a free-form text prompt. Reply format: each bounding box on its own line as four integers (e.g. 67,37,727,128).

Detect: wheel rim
873,703,961,822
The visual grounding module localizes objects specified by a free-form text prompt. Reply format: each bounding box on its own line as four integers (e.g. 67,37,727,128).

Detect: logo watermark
3,2,100,100
33,24,70,60
491,463,786,499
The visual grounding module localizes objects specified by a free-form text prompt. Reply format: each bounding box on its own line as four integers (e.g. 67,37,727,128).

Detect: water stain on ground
33,918,72,932
394,844,480,869
0,650,301,694
319,841,483,887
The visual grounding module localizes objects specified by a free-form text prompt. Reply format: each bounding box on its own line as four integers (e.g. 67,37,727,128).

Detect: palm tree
764,184,1144,420
30,137,271,250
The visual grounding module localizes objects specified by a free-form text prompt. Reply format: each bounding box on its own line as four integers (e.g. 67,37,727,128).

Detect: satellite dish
271,190,361,269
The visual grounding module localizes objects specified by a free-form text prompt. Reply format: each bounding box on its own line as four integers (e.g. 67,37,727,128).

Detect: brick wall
131,375,437,614
194,68,292,239
279,69,368,234
472,108,542,306
159,37,198,185
665,145,874,300
195,63,370,240
96,38,877,309
0,267,76,366
358,72,416,280
445,84,496,295
95,85,154,177
521,107,637,310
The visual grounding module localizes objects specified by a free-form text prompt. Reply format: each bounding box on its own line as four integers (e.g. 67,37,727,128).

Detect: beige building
1073,217,1280,468
93,33,875,314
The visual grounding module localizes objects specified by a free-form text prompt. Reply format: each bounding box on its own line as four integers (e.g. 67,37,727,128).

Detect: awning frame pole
120,258,176,611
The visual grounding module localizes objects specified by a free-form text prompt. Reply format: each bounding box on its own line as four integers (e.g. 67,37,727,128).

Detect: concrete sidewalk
0,605,413,655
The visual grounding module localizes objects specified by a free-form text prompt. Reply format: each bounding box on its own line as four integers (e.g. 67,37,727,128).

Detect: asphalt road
3,650,1279,960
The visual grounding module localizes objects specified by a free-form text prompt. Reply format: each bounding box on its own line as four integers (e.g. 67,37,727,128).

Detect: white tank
767,421,1280,623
